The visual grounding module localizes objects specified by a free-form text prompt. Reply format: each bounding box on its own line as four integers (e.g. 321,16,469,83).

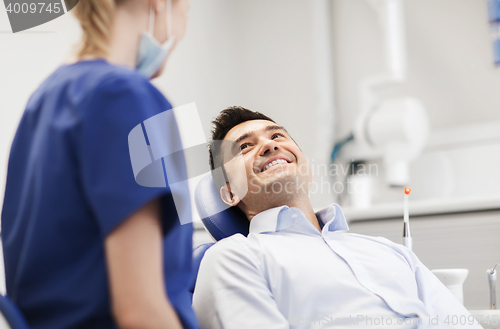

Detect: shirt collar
249,203,349,235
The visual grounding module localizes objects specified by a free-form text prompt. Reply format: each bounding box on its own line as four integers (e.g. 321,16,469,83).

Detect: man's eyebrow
233,125,288,145
266,125,288,134
233,131,254,146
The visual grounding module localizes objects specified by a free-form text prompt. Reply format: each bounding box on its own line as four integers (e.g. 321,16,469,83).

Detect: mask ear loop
148,3,156,34
166,0,173,38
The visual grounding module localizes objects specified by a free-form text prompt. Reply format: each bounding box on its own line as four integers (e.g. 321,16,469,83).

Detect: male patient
193,107,480,329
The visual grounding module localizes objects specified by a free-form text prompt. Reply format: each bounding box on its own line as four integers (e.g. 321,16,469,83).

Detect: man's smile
258,156,292,173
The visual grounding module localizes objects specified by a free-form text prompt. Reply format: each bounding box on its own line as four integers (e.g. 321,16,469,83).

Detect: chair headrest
195,174,249,241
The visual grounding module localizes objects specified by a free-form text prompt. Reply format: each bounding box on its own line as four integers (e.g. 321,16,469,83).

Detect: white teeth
262,159,288,172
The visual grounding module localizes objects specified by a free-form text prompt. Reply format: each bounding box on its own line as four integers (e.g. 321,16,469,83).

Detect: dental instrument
403,187,412,250
487,263,499,309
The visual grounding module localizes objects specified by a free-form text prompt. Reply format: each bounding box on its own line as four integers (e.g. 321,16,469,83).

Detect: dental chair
189,173,249,295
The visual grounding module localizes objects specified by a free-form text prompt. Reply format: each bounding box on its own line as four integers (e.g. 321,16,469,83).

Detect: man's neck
287,198,321,232
244,197,322,232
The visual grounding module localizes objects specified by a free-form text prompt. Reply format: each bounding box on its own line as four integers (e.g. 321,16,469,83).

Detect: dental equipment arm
343,0,429,187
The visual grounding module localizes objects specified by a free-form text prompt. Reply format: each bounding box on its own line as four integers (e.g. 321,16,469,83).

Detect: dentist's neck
106,4,148,68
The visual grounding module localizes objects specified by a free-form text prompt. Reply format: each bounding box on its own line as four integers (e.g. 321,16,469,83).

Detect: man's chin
261,170,293,182
261,174,308,195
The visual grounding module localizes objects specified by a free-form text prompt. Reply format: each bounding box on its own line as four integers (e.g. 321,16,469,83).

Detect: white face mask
135,0,176,79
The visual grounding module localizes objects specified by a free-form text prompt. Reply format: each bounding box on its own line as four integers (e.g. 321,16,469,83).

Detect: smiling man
192,106,480,329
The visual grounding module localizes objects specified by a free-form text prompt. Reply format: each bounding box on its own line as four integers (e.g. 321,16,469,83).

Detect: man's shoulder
203,234,258,263
210,233,248,249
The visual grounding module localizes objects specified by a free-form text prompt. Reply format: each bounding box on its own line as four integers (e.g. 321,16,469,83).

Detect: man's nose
259,138,279,156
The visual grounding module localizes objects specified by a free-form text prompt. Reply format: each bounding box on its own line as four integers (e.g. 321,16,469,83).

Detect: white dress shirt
193,204,481,329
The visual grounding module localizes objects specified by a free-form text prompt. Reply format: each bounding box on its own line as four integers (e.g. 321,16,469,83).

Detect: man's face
221,120,312,210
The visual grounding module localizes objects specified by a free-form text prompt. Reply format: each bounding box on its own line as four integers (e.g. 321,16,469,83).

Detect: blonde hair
72,0,120,59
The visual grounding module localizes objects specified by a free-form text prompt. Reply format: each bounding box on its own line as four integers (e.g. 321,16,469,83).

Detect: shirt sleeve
78,73,179,238
395,245,482,328
192,234,290,329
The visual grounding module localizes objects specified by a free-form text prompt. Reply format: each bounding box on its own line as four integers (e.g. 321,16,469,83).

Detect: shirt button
292,214,297,219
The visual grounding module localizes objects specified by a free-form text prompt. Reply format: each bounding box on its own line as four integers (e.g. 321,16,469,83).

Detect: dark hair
209,106,275,187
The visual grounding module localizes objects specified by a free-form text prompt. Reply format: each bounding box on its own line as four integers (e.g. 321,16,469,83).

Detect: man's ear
220,184,241,207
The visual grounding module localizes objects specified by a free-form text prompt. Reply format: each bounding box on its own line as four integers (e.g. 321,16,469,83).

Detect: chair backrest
0,295,30,329
189,242,215,295
194,174,249,241
190,174,250,297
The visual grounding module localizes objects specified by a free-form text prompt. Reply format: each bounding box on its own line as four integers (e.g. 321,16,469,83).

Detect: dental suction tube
487,264,498,310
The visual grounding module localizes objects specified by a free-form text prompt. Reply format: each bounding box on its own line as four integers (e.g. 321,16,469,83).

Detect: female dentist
1,0,197,329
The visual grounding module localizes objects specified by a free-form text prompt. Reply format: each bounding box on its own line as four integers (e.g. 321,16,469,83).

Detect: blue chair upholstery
194,174,249,241
189,242,215,294
0,294,30,329
190,174,250,296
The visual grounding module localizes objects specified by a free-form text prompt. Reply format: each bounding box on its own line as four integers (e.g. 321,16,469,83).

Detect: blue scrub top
1,60,198,329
